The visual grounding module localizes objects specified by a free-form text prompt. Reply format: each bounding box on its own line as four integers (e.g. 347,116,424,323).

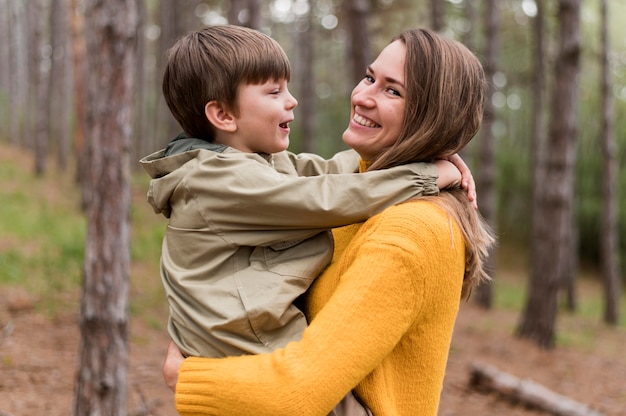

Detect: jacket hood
139,133,227,217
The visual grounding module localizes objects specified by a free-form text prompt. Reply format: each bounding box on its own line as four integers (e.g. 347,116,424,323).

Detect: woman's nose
351,84,375,108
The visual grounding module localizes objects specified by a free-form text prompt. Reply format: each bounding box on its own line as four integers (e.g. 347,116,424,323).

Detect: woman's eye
387,87,401,97
364,74,374,83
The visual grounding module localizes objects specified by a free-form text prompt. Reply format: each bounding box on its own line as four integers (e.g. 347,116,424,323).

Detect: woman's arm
168,204,454,416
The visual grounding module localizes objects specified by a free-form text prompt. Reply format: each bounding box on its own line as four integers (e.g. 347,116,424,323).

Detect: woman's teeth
353,114,380,128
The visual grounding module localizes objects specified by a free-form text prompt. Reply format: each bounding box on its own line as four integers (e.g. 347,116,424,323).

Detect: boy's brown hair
162,25,291,141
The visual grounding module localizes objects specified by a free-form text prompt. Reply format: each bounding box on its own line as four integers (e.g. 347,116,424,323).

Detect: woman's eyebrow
367,65,405,89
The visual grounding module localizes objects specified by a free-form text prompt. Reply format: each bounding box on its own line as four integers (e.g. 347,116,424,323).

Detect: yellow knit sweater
176,200,465,416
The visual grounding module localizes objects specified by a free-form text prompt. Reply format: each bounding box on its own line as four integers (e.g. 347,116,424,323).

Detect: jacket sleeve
184,151,439,246
275,149,361,175
173,205,446,416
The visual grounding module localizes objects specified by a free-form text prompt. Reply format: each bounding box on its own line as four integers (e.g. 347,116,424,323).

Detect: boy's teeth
353,114,380,128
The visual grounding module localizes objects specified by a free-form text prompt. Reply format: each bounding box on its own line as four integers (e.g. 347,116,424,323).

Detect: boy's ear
205,100,237,133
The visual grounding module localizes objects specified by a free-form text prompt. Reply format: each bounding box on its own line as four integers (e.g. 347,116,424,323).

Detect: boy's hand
434,159,461,190
163,340,185,392
435,154,478,210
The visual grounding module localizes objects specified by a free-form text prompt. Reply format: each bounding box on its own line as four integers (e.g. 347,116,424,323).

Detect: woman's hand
446,154,477,209
163,340,185,392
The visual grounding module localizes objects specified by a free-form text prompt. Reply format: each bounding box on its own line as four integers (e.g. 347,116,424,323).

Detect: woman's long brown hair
368,28,495,299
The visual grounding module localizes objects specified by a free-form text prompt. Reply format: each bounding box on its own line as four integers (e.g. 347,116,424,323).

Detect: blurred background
1,0,625,414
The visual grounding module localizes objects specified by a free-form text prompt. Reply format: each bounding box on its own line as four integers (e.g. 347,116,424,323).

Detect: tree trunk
8,0,29,146
228,0,261,28
71,0,87,196
132,0,146,167
462,0,476,52
158,0,194,144
430,0,444,32
0,0,10,140
518,0,581,349
342,0,371,87
246,0,261,30
298,7,316,153
529,1,550,322
599,0,620,325
73,0,137,414
33,0,51,175
228,0,244,25
50,0,72,171
474,0,500,309
529,0,550,320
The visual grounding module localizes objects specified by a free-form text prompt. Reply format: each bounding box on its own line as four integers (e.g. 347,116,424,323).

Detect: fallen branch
469,362,605,416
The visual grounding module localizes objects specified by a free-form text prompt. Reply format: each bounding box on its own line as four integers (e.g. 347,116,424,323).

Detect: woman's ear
205,101,237,133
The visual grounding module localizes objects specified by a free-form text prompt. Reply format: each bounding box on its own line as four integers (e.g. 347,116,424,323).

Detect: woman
164,28,494,416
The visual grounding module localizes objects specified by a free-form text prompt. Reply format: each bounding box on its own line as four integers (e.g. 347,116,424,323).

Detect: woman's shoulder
364,198,461,244
382,198,449,223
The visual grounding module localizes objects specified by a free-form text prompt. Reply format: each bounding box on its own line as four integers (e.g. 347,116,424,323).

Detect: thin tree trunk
298,6,316,153
33,0,51,175
228,0,244,24
73,0,137,413
518,0,581,349
529,0,549,319
246,0,261,29
71,0,87,195
8,0,28,146
0,0,10,140
458,0,476,165
132,0,146,167
158,0,194,144
51,0,72,171
462,0,476,52
599,0,620,325
430,0,444,32
474,0,500,309
228,0,261,28
342,0,371,87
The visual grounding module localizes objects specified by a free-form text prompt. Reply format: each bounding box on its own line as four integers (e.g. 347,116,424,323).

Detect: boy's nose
287,94,298,109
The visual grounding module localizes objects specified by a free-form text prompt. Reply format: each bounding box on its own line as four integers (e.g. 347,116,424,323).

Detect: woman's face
342,40,407,161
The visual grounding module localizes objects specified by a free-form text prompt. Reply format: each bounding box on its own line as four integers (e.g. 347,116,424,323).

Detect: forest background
1,0,626,415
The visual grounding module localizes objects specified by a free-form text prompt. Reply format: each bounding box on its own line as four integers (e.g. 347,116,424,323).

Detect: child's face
342,40,407,161
230,79,298,154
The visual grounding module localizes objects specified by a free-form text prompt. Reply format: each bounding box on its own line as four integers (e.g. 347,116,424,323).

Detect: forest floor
1,290,625,416
1,144,625,415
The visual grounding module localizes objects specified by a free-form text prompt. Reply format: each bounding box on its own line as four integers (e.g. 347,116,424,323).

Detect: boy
140,25,459,415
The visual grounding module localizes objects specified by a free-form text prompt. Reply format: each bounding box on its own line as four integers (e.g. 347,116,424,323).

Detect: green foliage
0,151,169,320
0,161,84,299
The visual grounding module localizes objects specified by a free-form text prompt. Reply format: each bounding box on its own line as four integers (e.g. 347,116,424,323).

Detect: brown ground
1,290,624,416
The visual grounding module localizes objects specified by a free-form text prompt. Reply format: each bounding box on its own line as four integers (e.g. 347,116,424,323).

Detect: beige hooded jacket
140,135,438,357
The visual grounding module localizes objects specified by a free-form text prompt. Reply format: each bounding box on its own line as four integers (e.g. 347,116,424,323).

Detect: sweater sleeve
174,203,446,416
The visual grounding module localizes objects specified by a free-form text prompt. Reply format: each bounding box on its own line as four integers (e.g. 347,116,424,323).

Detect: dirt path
1,293,624,416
